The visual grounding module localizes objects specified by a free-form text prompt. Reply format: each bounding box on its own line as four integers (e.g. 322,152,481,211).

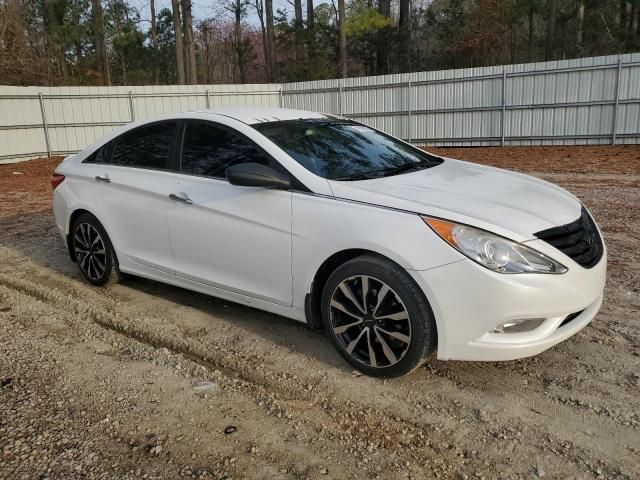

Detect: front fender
291,193,464,311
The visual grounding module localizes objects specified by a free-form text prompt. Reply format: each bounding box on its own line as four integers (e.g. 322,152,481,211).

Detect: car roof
197,108,332,125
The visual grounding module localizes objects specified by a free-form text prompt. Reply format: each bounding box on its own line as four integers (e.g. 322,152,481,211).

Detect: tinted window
255,119,442,180
83,144,110,164
181,122,269,178
111,122,176,170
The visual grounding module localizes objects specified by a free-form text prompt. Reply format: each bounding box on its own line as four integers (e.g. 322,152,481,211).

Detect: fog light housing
491,318,545,334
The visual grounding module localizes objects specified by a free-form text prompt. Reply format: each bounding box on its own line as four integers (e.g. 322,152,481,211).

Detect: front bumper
410,245,607,361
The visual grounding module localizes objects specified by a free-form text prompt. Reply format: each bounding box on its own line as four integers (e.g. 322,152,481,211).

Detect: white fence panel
1,54,640,161
0,84,281,161
281,52,640,147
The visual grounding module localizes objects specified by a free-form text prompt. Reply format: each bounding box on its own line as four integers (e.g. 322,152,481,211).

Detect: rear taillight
51,173,65,190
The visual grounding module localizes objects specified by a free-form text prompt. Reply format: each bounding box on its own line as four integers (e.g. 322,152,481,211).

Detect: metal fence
0,84,280,161
1,53,639,162
283,52,640,147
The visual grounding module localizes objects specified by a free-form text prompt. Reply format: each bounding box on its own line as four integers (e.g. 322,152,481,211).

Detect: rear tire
321,254,436,378
71,213,122,287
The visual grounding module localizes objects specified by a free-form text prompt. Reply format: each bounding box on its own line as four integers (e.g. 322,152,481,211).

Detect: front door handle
169,192,193,204
95,174,110,183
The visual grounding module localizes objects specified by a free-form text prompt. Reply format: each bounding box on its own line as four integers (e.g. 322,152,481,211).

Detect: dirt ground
0,146,639,480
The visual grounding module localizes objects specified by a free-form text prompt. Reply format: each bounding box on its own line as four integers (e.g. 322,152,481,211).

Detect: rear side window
111,122,176,170
180,121,270,178
83,144,109,164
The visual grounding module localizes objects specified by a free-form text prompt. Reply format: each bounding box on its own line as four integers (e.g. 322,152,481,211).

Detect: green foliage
155,8,177,83
314,2,336,27
345,0,391,37
1,0,639,85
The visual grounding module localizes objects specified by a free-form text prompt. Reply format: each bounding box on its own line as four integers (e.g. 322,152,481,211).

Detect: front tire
71,213,122,287
321,255,436,377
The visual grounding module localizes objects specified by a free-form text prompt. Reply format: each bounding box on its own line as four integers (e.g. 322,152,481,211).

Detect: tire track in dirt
0,271,466,478
421,361,640,474
429,358,639,428
3,146,640,479
0,287,337,480
0,259,638,479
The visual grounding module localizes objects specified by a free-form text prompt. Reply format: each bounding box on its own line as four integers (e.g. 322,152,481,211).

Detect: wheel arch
66,208,112,262
305,248,420,331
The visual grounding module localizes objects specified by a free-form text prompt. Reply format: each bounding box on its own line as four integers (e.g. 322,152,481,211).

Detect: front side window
111,122,176,170
180,122,270,178
254,119,443,180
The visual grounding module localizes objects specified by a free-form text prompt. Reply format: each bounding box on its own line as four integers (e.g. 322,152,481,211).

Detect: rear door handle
95,174,111,183
169,192,193,204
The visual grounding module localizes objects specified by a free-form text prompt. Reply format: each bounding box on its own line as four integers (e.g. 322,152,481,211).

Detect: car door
85,121,179,275
165,120,293,306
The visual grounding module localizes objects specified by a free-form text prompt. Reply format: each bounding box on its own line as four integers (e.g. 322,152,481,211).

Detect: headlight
422,216,567,274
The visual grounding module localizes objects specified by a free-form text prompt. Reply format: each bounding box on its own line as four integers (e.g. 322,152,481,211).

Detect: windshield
254,119,443,180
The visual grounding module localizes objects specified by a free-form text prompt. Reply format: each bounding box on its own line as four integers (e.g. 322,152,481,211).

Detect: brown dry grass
428,145,640,174
0,156,63,217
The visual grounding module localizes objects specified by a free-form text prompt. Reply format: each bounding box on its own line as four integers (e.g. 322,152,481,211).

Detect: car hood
327,158,582,242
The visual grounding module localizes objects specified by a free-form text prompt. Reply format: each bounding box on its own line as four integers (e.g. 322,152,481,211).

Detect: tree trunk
365,0,375,75
254,0,270,81
294,0,303,27
377,0,390,74
44,0,69,82
577,0,585,53
171,0,185,84
150,0,160,84
398,0,410,72
265,0,277,80
544,0,557,60
527,2,534,62
203,32,210,84
91,0,111,85
113,7,127,85
632,2,639,42
624,1,633,42
338,0,347,78
293,0,303,65
234,0,247,83
307,0,314,29
509,17,516,64
619,1,632,47
306,0,315,70
182,0,197,84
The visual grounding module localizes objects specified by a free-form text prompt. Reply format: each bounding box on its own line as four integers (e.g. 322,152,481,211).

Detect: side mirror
225,163,291,190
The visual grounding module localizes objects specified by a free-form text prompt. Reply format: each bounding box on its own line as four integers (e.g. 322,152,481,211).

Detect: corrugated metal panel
1,54,640,161
281,52,640,146
0,83,282,160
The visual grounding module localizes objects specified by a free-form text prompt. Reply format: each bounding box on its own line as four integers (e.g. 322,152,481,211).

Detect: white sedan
52,108,606,377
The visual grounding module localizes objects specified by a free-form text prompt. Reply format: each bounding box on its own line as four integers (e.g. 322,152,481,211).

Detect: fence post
278,88,283,108
501,69,507,147
205,89,211,109
338,80,343,116
611,58,622,145
128,91,135,122
38,92,51,158
407,79,412,144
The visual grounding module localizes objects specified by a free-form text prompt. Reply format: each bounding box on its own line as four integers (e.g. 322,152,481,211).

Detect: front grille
534,207,603,268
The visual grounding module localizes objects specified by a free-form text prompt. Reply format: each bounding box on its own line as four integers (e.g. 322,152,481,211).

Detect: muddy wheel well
305,249,386,331
66,209,92,261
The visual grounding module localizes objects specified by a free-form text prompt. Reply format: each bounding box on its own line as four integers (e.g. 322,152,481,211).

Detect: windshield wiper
376,162,424,177
331,162,426,181
331,174,374,181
